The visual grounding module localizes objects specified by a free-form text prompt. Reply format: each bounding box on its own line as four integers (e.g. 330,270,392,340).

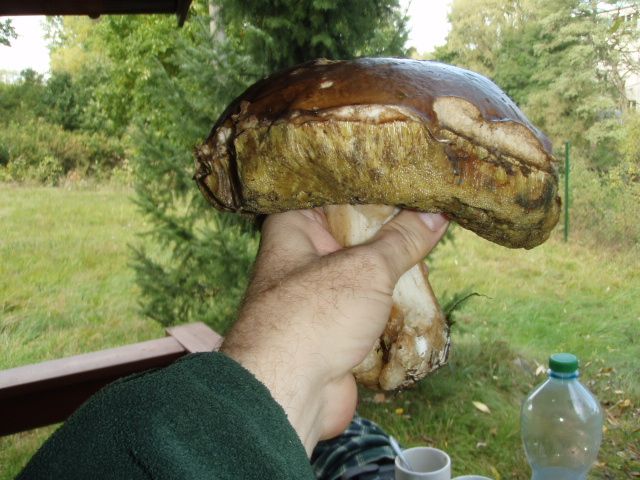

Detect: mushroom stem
323,204,451,390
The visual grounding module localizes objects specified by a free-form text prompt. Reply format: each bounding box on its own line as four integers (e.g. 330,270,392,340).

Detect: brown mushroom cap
196,58,560,249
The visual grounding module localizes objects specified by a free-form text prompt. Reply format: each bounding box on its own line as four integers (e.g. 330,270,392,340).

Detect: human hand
221,208,448,454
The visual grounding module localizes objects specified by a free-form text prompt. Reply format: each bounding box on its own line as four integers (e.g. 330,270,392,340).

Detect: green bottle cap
549,353,579,373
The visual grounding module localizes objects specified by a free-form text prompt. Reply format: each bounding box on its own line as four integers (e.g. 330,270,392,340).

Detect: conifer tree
128,0,409,331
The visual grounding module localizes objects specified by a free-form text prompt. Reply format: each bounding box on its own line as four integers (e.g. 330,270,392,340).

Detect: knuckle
350,246,398,290
385,221,423,260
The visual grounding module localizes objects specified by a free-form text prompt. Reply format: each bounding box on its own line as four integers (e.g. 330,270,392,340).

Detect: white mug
394,447,451,480
394,446,493,480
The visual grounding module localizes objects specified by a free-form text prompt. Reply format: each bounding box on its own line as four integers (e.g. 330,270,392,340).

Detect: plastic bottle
521,353,603,480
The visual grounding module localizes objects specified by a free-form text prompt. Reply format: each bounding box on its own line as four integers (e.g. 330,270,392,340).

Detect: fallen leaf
618,398,632,409
395,407,404,415
606,411,621,427
420,435,436,445
489,465,501,480
535,364,546,376
598,367,616,375
476,441,487,449
472,401,491,414
490,427,498,436
373,393,386,404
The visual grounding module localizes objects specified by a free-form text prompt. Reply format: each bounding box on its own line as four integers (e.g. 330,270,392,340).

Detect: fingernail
418,212,447,232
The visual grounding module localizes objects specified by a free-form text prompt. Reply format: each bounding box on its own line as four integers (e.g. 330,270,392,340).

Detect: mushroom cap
195,58,560,249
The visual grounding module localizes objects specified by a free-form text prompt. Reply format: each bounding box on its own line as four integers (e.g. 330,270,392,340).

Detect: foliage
0,117,124,184
41,72,84,131
220,0,409,73
619,110,640,168
45,17,126,136
570,151,640,252
0,65,129,183
46,17,105,77
74,11,257,331
524,0,619,167
0,19,17,47
45,0,410,331
0,69,47,120
435,0,640,171
433,0,527,78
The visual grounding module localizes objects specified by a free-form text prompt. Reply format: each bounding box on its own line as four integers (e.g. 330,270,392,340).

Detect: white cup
394,447,451,480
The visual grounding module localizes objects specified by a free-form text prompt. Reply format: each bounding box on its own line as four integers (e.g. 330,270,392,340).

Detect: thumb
367,211,449,283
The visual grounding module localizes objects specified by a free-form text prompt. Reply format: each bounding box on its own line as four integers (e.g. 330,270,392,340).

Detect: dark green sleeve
18,352,315,480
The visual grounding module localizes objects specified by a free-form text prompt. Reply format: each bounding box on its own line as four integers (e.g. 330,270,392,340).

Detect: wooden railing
0,322,222,436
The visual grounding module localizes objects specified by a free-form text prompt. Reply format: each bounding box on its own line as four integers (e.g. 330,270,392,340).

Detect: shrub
36,155,65,185
0,143,9,166
0,117,124,184
620,110,640,168
570,156,640,253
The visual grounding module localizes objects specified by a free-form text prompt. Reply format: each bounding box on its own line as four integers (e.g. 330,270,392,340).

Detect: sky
0,1,452,74
0,16,50,74
403,0,453,55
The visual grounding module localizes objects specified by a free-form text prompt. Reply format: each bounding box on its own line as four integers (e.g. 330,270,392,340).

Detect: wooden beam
0,322,221,436
166,322,223,353
0,0,175,16
0,0,193,26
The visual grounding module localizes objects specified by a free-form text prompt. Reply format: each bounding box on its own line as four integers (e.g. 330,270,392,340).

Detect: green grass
0,185,163,479
1,186,639,479
360,226,640,479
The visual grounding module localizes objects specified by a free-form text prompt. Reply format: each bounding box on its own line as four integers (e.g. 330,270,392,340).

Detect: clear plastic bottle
521,353,603,480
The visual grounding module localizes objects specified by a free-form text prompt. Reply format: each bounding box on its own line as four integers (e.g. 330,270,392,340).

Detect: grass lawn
1,185,638,479
360,225,640,479
0,185,163,479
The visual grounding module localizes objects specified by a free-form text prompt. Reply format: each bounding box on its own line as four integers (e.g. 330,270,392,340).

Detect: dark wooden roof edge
0,0,193,27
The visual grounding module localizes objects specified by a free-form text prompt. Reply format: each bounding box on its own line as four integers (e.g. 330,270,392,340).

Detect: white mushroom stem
323,205,451,390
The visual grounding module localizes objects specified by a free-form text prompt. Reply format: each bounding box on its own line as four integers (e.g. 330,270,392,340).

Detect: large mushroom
195,58,560,391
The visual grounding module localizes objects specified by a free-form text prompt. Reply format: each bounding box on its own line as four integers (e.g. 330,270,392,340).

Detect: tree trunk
208,2,225,44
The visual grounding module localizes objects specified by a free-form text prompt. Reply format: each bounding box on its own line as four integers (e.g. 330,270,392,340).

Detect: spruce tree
130,0,409,332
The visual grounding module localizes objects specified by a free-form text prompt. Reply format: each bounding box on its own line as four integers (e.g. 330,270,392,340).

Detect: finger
367,211,448,283
249,209,342,293
261,209,341,256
